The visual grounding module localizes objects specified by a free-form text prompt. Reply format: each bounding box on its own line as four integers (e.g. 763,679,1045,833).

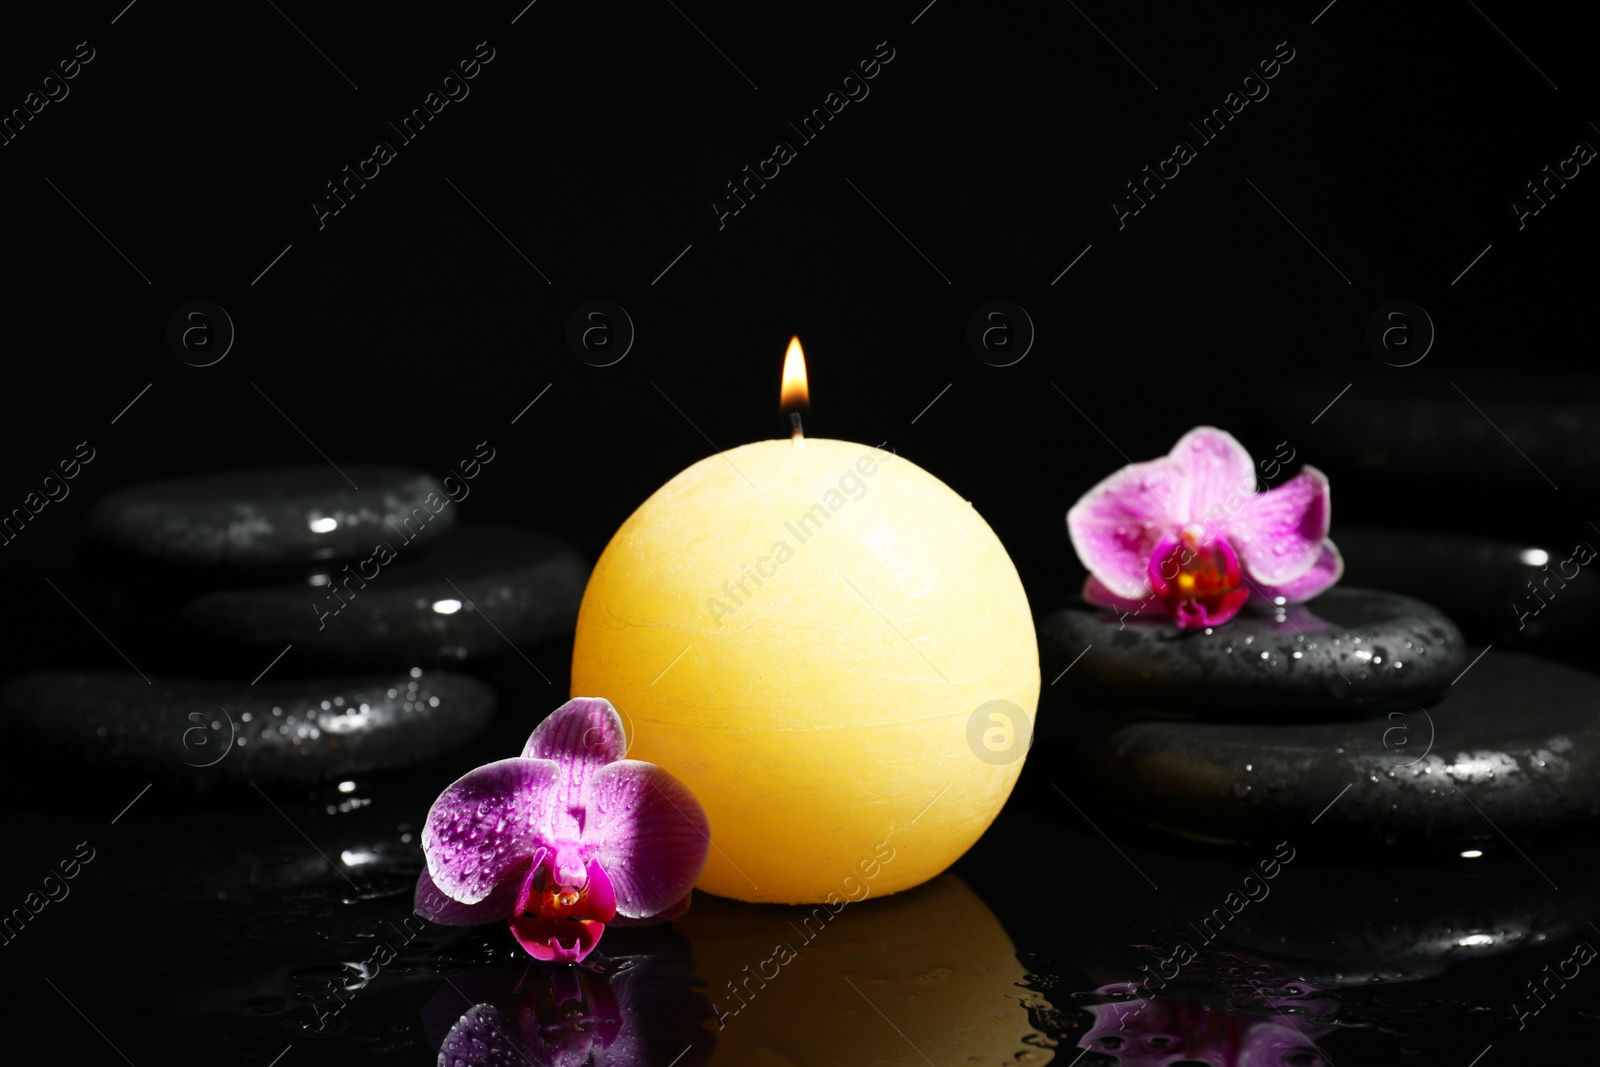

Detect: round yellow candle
571,425,1038,904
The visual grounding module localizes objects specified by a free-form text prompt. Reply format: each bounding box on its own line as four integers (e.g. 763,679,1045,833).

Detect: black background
2,0,1594,593
1,2,1596,1063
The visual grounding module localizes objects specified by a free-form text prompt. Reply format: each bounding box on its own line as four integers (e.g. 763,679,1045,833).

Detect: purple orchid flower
1067,427,1342,629
415,697,710,963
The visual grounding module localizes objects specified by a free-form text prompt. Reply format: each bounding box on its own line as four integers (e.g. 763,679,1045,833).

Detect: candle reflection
425,874,1053,1066
677,874,1054,1065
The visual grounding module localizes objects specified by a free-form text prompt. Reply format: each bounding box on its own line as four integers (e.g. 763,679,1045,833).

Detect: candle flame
780,336,809,412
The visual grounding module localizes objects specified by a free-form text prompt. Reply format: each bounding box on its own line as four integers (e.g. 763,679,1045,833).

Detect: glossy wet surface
2,642,1592,1066
1040,587,1466,714
1066,649,1600,853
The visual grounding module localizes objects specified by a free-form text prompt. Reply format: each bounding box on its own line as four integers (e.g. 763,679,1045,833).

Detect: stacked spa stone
1335,525,1600,660
1040,586,1600,853
1247,373,1600,664
0,465,588,788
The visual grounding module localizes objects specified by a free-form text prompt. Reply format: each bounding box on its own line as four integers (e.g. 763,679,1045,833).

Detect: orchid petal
1145,532,1183,599
1233,466,1331,584
521,697,628,853
583,858,618,919
1169,426,1257,522
608,890,693,927
1251,538,1343,604
1082,575,1155,616
522,696,627,764
587,760,711,919
1067,457,1189,598
413,860,531,926
422,757,560,905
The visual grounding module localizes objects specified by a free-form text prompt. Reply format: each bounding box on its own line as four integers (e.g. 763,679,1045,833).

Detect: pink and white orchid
1067,427,1342,629
415,697,710,963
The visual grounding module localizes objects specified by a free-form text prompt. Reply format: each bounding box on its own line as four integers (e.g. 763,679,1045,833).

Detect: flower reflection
428,875,1054,1066
442,970,620,1067
424,927,716,1067
1079,981,1336,1067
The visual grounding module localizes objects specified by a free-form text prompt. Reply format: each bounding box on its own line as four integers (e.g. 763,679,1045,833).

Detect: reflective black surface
1063,648,1600,853
4,0,1599,1062
2,640,1593,1065
1040,586,1467,713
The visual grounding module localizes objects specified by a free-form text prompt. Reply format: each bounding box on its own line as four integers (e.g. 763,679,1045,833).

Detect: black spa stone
174,524,587,666
0,669,494,786
1066,649,1600,851
1039,586,1466,714
1337,525,1600,649
85,464,457,569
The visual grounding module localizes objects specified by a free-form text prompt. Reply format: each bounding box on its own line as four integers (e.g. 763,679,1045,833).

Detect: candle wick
790,411,805,446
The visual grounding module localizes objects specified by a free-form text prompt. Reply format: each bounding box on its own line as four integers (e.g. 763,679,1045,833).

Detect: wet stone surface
0,668,495,787
1065,649,1600,851
1039,587,1467,715
175,525,587,667
1,674,1595,1062
85,464,458,570
1337,525,1600,651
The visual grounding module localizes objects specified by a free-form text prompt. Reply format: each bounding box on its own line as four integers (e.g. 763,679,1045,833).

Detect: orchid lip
1146,532,1249,629
508,856,617,963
